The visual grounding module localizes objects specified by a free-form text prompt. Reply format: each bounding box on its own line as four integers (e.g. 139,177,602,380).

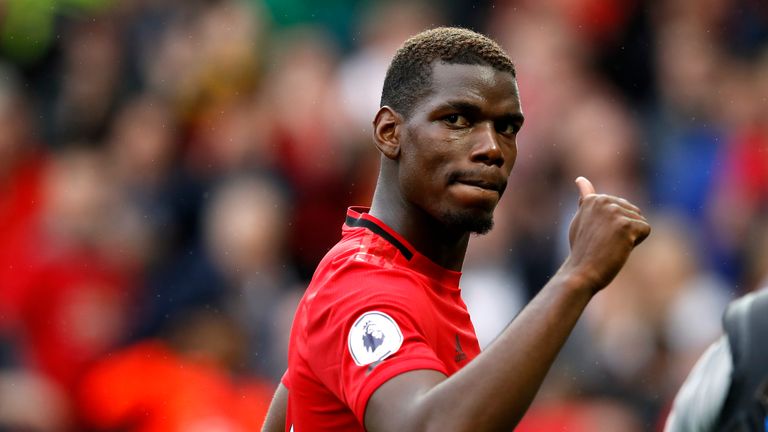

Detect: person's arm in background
364,177,652,432
261,383,288,432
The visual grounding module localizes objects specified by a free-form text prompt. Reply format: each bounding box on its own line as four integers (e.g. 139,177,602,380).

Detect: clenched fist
563,176,651,295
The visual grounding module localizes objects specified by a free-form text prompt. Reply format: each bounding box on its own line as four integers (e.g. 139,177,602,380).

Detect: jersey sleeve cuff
280,369,290,389
352,357,448,425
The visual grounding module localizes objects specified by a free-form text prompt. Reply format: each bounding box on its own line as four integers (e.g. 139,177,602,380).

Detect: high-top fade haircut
380,27,516,119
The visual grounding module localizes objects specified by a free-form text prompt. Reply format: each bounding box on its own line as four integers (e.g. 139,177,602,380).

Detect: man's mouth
449,173,507,195
455,179,502,193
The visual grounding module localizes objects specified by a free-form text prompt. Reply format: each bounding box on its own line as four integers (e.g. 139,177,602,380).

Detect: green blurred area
257,0,375,50
1,0,113,65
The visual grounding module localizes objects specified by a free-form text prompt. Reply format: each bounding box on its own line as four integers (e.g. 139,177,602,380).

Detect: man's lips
451,177,507,195
448,170,508,196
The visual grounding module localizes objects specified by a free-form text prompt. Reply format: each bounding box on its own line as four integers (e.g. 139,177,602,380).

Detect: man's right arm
262,383,288,432
365,177,651,432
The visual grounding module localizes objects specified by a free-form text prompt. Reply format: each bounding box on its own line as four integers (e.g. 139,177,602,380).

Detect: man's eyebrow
441,101,483,114
441,101,525,124
501,112,525,125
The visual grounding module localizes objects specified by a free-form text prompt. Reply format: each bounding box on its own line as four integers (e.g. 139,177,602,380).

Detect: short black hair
380,27,516,118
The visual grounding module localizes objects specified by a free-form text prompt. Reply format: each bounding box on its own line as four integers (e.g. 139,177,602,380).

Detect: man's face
398,61,523,234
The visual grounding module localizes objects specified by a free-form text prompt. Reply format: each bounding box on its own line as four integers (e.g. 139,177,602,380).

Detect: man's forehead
423,62,521,111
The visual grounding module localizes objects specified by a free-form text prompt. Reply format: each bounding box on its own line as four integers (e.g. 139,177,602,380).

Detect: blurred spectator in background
0,369,71,431
556,91,647,202
13,148,146,389
52,18,124,146
0,63,73,432
138,174,298,379
107,93,188,264
0,63,46,332
78,310,274,432
0,0,767,430
202,175,299,378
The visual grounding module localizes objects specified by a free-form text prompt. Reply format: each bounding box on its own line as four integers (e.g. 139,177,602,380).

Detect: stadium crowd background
1,0,768,430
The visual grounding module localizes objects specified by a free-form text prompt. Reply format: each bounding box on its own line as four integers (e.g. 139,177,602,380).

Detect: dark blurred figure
106,92,200,266
51,17,125,146
139,174,300,380
665,288,768,431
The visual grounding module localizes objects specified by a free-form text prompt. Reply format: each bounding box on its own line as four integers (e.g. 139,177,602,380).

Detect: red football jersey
284,207,481,431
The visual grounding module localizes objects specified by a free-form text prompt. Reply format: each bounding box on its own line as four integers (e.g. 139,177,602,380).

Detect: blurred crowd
1,0,768,430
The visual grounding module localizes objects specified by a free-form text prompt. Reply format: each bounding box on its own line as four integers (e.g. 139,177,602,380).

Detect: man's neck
369,187,470,272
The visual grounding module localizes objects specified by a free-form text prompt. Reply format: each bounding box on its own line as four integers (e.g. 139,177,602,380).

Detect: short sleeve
280,369,290,389
305,264,448,424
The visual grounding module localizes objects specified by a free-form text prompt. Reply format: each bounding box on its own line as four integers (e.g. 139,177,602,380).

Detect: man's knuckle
618,217,633,231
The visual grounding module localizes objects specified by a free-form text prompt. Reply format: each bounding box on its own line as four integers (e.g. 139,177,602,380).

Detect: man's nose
470,122,504,167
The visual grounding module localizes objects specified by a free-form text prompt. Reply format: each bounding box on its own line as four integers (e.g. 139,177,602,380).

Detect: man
665,288,768,431
262,27,650,431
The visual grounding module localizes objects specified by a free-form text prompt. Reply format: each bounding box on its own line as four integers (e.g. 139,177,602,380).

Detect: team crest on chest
348,311,403,366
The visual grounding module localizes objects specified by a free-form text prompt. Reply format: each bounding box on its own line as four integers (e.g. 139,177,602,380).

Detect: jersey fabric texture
283,207,481,431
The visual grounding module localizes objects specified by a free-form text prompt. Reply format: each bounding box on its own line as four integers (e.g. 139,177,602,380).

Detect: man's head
373,27,523,236
381,27,516,120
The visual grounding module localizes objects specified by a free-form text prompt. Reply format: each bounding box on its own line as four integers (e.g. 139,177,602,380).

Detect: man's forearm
421,270,592,429
367,269,594,432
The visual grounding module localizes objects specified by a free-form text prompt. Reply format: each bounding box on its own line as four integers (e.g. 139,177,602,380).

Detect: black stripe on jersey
345,215,414,260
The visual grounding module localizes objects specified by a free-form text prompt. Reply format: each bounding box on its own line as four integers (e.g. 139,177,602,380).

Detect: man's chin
441,209,494,235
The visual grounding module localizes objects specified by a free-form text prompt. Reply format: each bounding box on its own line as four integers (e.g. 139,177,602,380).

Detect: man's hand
564,176,651,294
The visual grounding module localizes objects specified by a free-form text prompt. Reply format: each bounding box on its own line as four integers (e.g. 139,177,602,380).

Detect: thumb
575,176,596,203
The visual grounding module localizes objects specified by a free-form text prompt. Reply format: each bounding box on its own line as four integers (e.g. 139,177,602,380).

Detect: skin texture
262,61,651,432
370,62,523,271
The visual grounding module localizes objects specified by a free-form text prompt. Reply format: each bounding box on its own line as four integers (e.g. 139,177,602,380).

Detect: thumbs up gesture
564,177,651,294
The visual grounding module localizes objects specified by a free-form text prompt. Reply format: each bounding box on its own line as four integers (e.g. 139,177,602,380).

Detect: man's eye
444,114,468,126
496,121,520,135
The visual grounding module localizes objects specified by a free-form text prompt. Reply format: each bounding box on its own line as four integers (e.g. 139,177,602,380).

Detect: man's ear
372,106,402,160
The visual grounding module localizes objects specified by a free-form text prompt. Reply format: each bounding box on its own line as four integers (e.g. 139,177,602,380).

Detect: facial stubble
440,207,495,235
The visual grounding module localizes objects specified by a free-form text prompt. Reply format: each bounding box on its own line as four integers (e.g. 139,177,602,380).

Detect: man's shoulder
297,237,430,324
290,239,433,369
310,250,426,304
311,229,424,291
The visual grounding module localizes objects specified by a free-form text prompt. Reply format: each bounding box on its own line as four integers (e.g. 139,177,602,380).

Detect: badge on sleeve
348,311,404,366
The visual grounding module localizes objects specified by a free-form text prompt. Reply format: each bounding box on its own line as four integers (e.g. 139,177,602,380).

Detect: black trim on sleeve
345,215,413,260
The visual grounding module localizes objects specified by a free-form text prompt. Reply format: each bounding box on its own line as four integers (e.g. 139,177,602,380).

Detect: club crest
348,311,403,366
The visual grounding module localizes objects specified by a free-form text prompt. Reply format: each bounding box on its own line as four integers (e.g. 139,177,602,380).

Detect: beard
440,208,495,235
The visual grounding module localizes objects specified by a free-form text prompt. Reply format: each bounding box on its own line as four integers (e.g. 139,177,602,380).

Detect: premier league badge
348,311,403,366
